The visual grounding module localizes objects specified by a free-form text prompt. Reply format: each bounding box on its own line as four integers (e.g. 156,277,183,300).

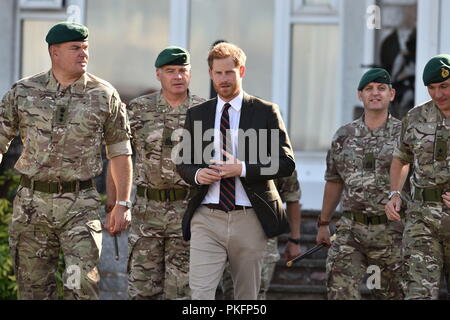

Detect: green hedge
0,171,19,299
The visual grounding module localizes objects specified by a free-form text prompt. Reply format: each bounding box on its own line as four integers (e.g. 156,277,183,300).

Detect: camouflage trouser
8,186,102,300
326,216,404,300
221,237,279,300
128,195,190,300
403,201,450,300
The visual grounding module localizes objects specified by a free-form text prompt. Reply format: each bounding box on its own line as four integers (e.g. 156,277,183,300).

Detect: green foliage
0,170,19,299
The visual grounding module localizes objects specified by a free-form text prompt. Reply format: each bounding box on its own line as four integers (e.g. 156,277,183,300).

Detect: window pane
86,0,169,101
189,0,274,100
290,24,340,151
21,20,54,77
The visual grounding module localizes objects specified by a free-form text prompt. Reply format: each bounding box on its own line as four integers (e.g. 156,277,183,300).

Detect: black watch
288,237,301,245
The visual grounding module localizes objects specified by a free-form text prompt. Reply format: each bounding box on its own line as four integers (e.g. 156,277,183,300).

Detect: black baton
114,235,119,261
286,234,336,267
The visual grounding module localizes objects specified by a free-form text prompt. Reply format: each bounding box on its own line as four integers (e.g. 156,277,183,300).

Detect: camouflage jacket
0,70,131,181
275,169,301,203
325,114,402,216
128,90,205,189
394,100,450,189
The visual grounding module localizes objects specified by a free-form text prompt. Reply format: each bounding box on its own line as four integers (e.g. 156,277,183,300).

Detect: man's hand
284,241,301,262
197,168,222,185
316,226,331,247
209,151,242,179
103,199,115,231
443,192,450,209
385,195,402,221
105,205,131,236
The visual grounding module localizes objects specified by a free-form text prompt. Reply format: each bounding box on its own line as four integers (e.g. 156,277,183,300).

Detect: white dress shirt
197,91,252,206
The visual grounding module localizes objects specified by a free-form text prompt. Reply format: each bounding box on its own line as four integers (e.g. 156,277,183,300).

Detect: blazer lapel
203,98,217,132
238,93,253,131
237,93,254,163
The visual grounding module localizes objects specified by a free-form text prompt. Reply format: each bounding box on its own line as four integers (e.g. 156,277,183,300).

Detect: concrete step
267,284,327,300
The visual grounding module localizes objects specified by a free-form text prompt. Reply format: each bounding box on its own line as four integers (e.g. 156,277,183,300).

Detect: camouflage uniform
325,115,404,300
220,170,301,300
127,91,205,300
394,100,450,299
0,71,131,299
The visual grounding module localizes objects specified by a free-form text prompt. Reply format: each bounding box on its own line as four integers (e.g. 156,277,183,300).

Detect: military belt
343,210,405,225
20,175,94,194
136,185,191,201
413,187,448,202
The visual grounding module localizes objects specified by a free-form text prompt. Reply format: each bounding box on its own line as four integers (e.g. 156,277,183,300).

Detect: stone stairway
267,210,331,300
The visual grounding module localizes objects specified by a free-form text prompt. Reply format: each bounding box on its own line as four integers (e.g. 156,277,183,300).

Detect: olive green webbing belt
343,210,405,225
413,187,449,202
20,175,94,194
136,185,192,201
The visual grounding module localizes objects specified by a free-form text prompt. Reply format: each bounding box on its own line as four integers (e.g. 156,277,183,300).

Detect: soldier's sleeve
0,87,19,154
276,169,302,202
104,90,132,159
393,116,413,164
324,135,343,183
126,100,139,149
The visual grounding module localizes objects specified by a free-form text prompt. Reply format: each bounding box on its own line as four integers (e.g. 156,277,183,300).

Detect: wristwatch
288,237,301,245
317,216,330,228
116,200,132,209
388,190,401,200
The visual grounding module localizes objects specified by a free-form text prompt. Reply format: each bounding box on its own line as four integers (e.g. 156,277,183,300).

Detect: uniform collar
46,70,87,94
355,113,394,137
421,100,448,124
157,89,192,114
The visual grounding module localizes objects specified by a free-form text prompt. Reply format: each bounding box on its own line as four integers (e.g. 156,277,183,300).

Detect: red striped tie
218,103,235,212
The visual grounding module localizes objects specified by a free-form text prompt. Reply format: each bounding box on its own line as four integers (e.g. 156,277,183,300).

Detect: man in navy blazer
176,42,295,300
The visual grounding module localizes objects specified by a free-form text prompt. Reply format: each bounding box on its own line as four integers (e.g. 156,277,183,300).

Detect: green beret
155,46,190,68
422,54,450,86
358,68,392,91
45,22,89,45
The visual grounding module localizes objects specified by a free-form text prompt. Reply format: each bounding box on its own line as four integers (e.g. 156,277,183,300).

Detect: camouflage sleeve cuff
325,174,343,183
106,140,132,159
393,147,413,164
281,192,301,203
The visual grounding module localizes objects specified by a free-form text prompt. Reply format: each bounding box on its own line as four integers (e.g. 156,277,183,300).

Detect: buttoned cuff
240,162,246,178
194,169,202,185
106,140,132,159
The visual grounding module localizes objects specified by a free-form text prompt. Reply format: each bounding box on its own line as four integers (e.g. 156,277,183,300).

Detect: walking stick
286,234,336,267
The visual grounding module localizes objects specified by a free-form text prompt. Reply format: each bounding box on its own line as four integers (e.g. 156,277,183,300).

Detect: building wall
0,0,15,96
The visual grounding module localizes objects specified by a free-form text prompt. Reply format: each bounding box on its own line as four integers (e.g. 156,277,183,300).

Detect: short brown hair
207,42,247,69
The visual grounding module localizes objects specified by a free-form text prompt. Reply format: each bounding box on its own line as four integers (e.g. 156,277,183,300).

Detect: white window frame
14,0,86,80
19,0,64,10
415,0,450,105
292,0,339,16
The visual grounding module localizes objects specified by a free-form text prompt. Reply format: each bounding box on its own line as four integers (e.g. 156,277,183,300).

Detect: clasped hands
197,151,242,185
